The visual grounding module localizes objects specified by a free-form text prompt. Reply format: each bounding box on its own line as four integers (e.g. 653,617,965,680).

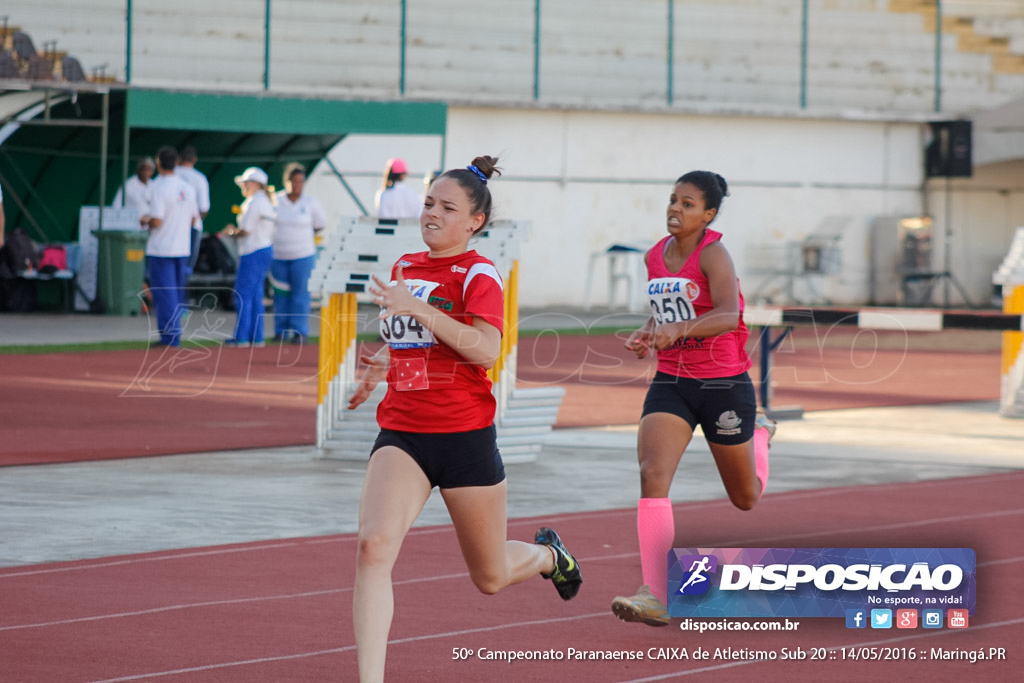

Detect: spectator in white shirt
175,146,211,273
145,147,199,347
374,157,423,219
222,167,276,347
270,163,326,343
113,157,156,225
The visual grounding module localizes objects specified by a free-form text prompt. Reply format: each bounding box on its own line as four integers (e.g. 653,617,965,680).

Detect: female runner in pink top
611,170,774,627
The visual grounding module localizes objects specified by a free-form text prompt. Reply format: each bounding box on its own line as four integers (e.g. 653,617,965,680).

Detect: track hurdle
308,217,564,462
994,227,1024,417
745,304,1024,420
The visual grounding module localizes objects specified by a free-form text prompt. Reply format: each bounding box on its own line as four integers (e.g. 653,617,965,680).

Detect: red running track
1,472,1020,682
0,328,1001,466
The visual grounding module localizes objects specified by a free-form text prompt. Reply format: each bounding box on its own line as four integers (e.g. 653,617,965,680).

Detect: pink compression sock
637,498,674,604
754,427,770,496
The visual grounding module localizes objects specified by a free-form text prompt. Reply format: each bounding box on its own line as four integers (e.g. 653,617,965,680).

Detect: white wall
308,106,940,308
926,159,1024,307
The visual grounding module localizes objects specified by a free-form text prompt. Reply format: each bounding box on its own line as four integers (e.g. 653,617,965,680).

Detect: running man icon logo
676,554,718,596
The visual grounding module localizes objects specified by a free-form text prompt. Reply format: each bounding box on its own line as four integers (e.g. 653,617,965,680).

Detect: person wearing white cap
222,166,276,347
145,146,199,347
374,157,422,219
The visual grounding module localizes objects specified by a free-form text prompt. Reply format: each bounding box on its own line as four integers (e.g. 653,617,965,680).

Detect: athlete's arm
370,268,501,369
653,242,741,350
431,315,501,369
347,346,391,410
625,317,656,359
625,247,656,358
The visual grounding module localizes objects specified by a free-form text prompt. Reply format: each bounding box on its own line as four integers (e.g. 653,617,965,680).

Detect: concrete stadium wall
6,0,1024,116
1,0,126,81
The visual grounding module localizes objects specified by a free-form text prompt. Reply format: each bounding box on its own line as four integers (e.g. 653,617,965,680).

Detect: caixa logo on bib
667,548,975,619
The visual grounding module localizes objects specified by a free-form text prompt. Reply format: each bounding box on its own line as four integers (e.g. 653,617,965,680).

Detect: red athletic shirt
647,230,752,379
376,250,505,432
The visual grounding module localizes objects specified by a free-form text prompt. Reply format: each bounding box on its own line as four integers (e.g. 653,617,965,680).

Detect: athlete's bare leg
637,412,694,497
353,447,433,683
441,481,555,594
708,440,759,510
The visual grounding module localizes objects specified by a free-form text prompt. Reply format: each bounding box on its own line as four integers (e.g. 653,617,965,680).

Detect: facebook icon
846,609,867,629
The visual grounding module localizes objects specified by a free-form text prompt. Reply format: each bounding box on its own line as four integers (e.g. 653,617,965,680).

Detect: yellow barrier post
315,293,336,447
1001,282,1024,417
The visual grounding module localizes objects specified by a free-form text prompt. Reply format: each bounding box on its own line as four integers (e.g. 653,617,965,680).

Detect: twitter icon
870,609,893,629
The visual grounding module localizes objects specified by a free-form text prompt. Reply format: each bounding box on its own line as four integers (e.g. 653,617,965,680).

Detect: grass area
0,340,216,355
518,325,630,338
0,324,634,355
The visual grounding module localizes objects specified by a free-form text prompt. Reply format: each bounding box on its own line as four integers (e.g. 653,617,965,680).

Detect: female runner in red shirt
348,156,582,682
611,170,774,627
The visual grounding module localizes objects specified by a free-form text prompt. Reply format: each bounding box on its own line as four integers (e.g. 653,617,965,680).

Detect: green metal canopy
0,88,447,243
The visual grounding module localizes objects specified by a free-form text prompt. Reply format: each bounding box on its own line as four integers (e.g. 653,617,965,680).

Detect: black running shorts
370,424,506,489
641,371,757,445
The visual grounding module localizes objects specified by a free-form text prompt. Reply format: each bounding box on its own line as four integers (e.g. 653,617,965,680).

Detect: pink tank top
646,230,752,379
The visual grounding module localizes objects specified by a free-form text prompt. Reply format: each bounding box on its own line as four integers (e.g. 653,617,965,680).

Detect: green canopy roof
0,88,447,242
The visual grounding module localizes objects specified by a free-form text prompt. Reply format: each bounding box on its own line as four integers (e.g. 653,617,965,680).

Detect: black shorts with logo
641,371,757,445
371,424,506,489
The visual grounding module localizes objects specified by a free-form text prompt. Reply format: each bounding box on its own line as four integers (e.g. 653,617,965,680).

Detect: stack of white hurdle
307,217,565,462
994,226,1024,418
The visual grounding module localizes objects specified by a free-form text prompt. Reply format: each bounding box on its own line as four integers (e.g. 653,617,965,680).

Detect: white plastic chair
583,242,651,312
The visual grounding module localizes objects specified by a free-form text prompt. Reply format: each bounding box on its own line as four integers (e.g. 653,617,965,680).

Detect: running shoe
534,527,582,600
611,584,671,627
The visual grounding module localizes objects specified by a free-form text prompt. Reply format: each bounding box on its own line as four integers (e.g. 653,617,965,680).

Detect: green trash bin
93,230,148,316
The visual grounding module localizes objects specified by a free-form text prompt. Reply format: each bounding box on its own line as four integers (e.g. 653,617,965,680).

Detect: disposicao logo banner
667,548,975,618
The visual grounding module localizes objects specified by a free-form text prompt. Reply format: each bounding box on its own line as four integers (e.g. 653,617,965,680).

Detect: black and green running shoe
534,527,582,600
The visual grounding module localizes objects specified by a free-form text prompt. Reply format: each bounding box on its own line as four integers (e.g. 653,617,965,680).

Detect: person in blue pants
145,146,199,347
270,163,326,343
223,167,276,347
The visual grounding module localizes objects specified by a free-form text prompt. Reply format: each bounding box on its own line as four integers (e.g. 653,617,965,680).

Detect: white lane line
4,512,1020,631
80,612,611,683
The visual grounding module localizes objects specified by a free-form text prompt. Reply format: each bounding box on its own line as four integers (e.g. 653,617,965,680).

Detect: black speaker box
926,120,972,178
